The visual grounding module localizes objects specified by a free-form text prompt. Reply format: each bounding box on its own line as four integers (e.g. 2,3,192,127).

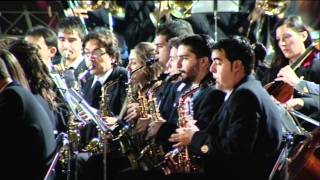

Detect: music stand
191,0,240,41
44,133,69,180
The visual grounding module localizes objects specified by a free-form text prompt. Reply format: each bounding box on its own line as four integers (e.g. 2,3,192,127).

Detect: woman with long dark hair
8,40,59,130
266,15,320,125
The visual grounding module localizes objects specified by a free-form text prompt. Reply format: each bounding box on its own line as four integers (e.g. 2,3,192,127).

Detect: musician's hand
124,103,141,123
145,118,166,140
79,111,90,122
169,128,197,148
102,116,118,126
185,118,199,131
275,65,300,87
135,116,151,134
285,98,304,111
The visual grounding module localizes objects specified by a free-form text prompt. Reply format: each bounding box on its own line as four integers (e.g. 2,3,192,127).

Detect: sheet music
191,0,239,14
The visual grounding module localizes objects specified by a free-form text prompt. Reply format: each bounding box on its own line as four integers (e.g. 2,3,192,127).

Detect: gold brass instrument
158,85,201,175
137,90,148,119
109,1,126,19
247,0,289,41
100,82,111,117
256,0,289,16
167,0,197,19
83,80,120,153
136,85,166,171
147,92,161,122
152,0,197,26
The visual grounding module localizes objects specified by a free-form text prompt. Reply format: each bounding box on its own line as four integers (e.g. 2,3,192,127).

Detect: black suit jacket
82,66,128,115
80,67,128,146
156,74,226,151
190,75,283,179
0,82,56,180
74,59,87,80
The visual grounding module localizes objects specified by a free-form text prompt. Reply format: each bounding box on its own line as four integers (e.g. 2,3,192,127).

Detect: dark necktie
92,81,102,109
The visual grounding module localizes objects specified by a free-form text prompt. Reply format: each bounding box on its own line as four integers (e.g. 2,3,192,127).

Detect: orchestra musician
57,16,88,81
169,36,284,179
265,15,320,124
116,34,226,180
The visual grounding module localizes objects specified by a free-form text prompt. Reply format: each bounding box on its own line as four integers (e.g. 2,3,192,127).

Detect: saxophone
137,88,166,171
58,114,80,173
83,80,118,153
158,85,201,175
137,90,148,118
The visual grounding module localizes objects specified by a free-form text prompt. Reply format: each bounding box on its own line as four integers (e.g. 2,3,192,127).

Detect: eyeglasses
83,49,107,58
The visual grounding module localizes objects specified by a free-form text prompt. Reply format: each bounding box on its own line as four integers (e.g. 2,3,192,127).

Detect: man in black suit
169,36,283,179
0,55,56,180
72,30,128,180
81,30,128,114
147,34,226,150
57,16,88,88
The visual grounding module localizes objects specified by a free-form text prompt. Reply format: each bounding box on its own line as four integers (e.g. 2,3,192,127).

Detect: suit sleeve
190,89,260,158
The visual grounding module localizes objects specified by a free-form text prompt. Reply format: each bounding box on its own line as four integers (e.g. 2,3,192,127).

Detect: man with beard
114,35,225,180
169,36,284,179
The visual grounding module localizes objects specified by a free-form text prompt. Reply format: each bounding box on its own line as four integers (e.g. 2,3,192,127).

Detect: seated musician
169,36,284,179
264,15,320,125
115,34,226,180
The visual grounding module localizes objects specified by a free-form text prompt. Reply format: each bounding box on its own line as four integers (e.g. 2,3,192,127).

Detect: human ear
300,31,308,42
49,47,57,58
233,60,243,72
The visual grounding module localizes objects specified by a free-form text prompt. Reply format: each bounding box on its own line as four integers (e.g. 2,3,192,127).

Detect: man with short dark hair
169,36,284,179
154,19,194,69
57,16,87,79
25,25,58,72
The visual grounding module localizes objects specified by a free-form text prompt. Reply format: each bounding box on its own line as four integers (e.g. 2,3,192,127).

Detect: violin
265,40,320,103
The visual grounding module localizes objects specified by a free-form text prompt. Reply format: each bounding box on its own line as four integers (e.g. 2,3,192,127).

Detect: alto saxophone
158,85,201,175
83,80,118,154
59,114,80,173
137,89,165,171
137,90,148,118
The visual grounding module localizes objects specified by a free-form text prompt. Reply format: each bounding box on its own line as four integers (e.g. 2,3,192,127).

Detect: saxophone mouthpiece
62,50,71,59
78,66,93,81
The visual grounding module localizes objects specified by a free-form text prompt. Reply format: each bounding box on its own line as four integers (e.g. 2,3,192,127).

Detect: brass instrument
83,80,119,153
247,0,289,42
100,82,111,117
158,85,201,175
152,0,197,27
58,114,79,173
167,0,197,19
147,92,161,122
136,87,165,171
256,0,289,16
137,90,148,119
109,1,125,19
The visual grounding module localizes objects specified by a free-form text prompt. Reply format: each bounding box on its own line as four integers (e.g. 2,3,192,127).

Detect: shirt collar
69,55,84,70
92,68,113,87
